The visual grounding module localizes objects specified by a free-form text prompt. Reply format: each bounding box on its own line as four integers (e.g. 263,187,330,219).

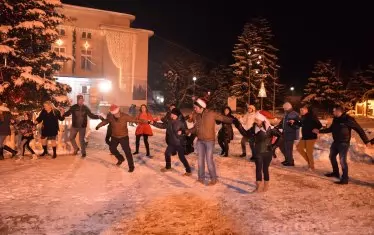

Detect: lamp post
192,76,197,97
290,86,295,96
247,51,252,104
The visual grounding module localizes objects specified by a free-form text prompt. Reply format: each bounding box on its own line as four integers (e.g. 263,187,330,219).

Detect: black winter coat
216,115,234,141
153,116,186,147
247,125,282,154
293,112,322,140
0,107,12,136
36,109,64,137
320,113,369,144
63,104,101,128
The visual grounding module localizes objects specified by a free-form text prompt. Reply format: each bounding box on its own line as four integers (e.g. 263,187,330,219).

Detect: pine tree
346,64,374,108
231,17,280,108
0,0,71,111
302,60,345,110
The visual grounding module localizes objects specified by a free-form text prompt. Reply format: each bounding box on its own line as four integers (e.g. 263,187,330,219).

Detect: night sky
63,0,374,91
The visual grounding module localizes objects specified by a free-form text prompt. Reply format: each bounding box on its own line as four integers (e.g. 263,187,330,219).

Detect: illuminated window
81,49,92,71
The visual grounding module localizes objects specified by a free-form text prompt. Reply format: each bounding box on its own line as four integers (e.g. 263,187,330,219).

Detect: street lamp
290,86,295,96
192,76,197,97
247,50,252,104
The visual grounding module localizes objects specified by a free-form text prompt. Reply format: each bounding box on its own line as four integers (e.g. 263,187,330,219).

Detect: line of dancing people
1,95,373,191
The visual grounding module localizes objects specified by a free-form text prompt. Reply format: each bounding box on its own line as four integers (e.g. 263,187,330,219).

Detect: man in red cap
62,95,103,157
96,104,147,172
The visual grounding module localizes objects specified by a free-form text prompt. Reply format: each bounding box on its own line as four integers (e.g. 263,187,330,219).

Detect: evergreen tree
231,17,280,108
0,0,71,111
345,64,374,108
302,60,345,110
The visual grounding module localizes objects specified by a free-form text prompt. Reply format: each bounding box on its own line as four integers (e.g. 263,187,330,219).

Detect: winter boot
40,145,48,156
0,147,4,160
31,154,38,160
4,145,17,157
208,179,218,186
263,181,269,192
253,181,263,193
160,167,172,172
72,148,80,155
52,147,57,159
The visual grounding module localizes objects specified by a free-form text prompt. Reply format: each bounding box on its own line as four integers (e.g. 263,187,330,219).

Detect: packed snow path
0,125,373,235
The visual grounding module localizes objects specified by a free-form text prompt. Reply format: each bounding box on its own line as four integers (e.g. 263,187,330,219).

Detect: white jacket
240,112,255,130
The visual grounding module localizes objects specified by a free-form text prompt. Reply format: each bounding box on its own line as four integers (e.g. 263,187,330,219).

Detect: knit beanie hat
194,98,207,109
170,108,182,117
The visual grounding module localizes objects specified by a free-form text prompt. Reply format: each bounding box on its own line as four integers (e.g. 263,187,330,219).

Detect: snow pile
43,0,62,6
27,9,46,16
53,95,69,103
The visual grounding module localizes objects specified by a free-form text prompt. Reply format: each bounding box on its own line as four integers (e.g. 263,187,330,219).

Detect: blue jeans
197,140,216,180
329,142,350,180
280,138,295,164
70,128,86,155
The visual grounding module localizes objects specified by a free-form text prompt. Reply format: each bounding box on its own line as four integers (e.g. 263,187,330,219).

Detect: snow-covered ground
0,121,373,235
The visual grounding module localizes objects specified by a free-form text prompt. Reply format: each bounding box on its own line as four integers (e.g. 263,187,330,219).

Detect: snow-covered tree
231,17,280,107
345,64,374,108
162,57,204,107
199,65,232,111
302,60,345,110
0,0,71,111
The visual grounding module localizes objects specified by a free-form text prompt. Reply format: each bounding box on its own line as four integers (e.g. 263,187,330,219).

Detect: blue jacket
278,110,300,141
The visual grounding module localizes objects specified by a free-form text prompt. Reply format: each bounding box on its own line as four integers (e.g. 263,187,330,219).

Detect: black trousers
185,134,196,155
105,126,111,146
165,145,191,173
135,134,150,155
255,152,273,181
22,136,35,155
110,136,134,169
218,136,229,156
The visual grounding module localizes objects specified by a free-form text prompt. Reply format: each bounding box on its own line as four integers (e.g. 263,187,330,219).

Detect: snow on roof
27,9,46,15
62,4,136,21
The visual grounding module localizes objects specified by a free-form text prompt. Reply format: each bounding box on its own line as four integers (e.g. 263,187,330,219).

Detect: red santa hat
110,104,120,114
194,98,207,109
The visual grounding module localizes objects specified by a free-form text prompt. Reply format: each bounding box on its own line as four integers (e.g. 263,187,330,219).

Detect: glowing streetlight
208,91,211,96
254,48,258,52
192,76,197,98
290,86,295,96
160,97,164,103
248,51,251,55
99,80,112,93
257,61,260,65
255,70,259,74
258,55,262,59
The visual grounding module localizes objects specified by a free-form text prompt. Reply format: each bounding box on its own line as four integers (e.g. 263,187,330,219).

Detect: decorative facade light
56,39,63,46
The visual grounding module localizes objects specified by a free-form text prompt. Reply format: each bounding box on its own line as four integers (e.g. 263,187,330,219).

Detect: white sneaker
32,154,38,160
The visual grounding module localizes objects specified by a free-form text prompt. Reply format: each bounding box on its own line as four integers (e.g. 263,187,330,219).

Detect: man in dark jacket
318,105,370,184
277,102,300,166
152,108,192,175
291,105,322,170
63,95,103,157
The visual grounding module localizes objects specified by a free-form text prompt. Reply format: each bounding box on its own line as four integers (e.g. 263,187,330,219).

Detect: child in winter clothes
233,112,282,192
216,106,234,157
0,103,18,159
17,112,37,159
152,108,192,175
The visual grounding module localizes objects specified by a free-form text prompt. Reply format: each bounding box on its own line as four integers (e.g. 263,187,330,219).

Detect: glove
232,117,240,127
99,116,105,121
95,126,99,130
